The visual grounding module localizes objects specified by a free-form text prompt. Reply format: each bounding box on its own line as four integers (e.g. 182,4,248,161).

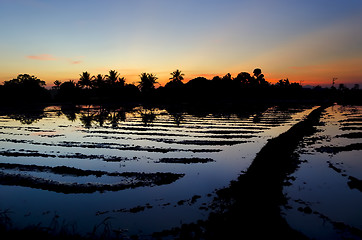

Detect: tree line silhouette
0,69,360,106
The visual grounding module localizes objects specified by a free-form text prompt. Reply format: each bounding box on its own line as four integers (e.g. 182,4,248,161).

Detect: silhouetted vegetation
51,70,139,103
0,74,50,105
55,80,81,102
1,69,361,107
137,72,158,100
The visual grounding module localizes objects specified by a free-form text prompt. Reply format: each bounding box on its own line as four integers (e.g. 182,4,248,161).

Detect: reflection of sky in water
0,105,314,236
283,105,362,240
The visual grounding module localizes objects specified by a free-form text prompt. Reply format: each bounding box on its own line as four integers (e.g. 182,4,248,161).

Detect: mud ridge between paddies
0,163,184,194
0,138,222,154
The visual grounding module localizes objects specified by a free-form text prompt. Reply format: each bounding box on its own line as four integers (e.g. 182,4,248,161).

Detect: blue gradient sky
1,0,361,86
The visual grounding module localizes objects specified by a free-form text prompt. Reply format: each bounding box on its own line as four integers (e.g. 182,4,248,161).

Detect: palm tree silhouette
94,107,110,127
118,76,126,87
78,72,94,89
106,70,125,87
105,70,118,85
106,70,119,85
53,80,62,90
108,109,126,128
169,69,184,84
138,73,158,93
170,112,184,126
93,74,105,89
138,108,156,126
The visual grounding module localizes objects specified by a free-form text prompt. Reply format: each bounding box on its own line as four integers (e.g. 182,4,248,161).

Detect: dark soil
0,164,184,194
340,122,362,126
317,143,362,154
339,117,362,122
336,132,362,139
149,138,248,146
202,129,263,134
340,126,362,131
347,176,362,192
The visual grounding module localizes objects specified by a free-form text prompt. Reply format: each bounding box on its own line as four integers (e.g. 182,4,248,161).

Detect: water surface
283,105,362,240
0,104,314,236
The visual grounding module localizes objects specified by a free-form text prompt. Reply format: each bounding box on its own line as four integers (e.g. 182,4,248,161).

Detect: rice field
283,105,362,239
0,104,329,237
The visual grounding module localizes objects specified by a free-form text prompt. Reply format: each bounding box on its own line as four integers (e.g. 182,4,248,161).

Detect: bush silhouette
1,74,50,104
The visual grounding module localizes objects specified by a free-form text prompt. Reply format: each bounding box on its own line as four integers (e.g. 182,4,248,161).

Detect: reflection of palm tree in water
7,107,46,125
65,112,77,122
61,105,78,122
80,105,94,128
252,112,263,123
170,112,184,126
80,106,127,128
9,112,45,124
139,108,156,126
108,110,126,128
94,107,109,127
165,106,185,126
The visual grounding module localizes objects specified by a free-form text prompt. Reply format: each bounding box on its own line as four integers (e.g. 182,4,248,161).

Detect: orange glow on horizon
2,62,361,89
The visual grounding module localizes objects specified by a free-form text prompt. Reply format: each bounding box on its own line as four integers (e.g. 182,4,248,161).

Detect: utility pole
332,77,338,87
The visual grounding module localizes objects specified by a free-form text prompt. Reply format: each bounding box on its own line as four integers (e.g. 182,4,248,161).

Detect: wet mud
348,176,362,192
317,143,362,154
336,132,362,139
294,200,362,238
144,138,249,146
0,138,222,154
326,160,362,192
0,149,134,162
340,126,362,131
339,117,362,122
0,166,184,194
97,194,203,217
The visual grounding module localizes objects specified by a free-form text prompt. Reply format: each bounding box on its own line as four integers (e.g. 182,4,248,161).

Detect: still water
283,105,362,240
0,104,315,236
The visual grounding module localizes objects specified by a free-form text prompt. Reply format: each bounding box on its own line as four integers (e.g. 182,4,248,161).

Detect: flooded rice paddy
283,105,362,239
1,104,360,238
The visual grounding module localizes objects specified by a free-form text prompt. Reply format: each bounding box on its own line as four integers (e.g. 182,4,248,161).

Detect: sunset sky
1,0,362,87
